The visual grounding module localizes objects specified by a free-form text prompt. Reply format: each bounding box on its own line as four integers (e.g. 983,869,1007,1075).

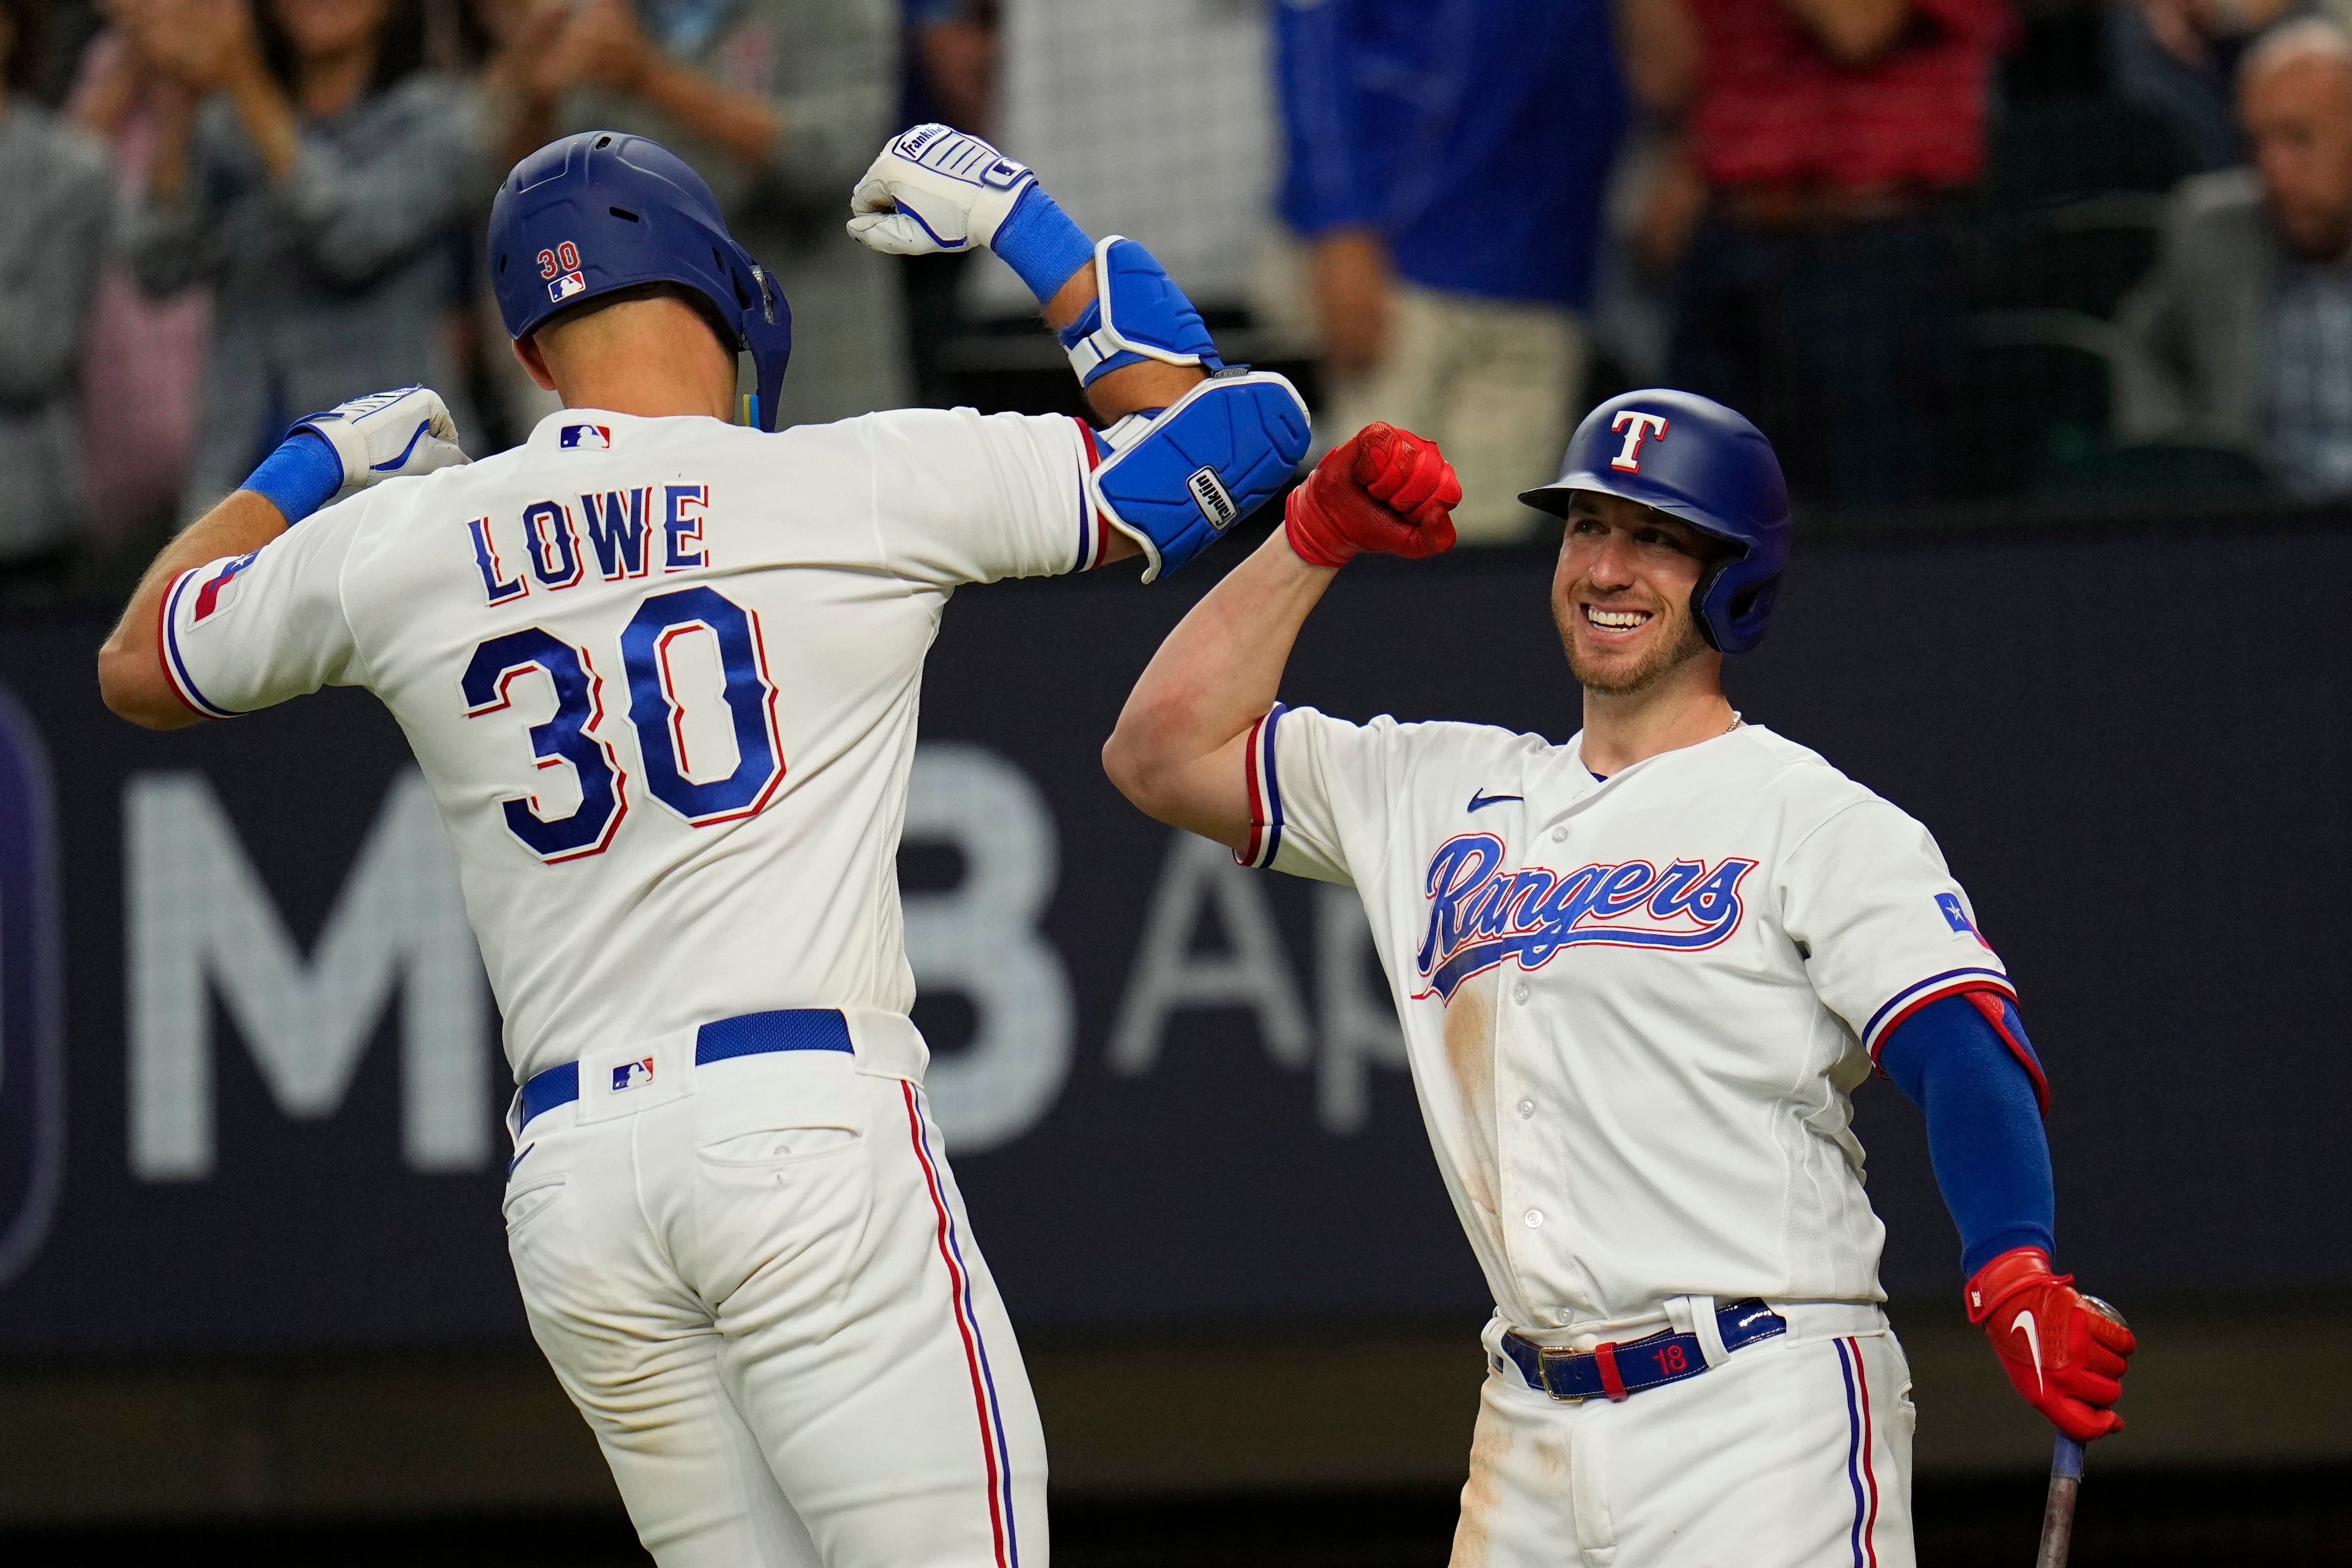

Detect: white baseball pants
501,1047,1044,1568
1454,1311,1915,1568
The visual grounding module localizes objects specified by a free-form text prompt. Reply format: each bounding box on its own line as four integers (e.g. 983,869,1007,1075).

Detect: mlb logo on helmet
549,272,586,303
612,1057,656,1093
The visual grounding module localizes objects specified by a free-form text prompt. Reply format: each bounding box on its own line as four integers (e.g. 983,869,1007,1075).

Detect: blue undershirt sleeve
1876,992,2057,1277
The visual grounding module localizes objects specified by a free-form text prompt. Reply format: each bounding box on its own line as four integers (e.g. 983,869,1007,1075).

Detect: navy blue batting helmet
490,132,792,431
1520,389,1791,655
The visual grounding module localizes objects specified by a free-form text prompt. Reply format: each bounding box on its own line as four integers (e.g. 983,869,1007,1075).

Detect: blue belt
1502,1299,1787,1402
517,1008,852,1127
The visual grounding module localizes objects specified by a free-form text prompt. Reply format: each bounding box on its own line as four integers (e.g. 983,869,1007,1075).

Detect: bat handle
2034,1435,2086,1568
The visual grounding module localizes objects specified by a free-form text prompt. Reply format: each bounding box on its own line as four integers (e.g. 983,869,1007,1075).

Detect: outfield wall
0,520,2341,1356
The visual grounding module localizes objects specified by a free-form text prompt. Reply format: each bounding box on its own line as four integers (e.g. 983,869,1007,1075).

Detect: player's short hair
533,282,739,365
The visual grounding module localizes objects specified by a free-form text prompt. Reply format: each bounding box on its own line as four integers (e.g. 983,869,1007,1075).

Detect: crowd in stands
5,0,2352,591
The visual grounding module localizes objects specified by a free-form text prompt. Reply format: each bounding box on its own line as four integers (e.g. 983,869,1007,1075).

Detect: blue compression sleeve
1876,992,2056,1276
238,431,343,524
991,183,1097,305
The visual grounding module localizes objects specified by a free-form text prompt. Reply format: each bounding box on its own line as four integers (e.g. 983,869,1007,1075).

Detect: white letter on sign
1108,832,1311,1075
902,743,1074,1154
126,769,490,1180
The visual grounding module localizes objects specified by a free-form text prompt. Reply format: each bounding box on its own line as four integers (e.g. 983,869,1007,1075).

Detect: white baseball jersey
158,406,1110,1085
1237,710,2012,1331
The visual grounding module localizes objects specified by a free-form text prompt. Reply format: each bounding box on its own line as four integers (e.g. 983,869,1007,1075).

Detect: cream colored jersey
1238,710,2012,1331
159,406,1109,1084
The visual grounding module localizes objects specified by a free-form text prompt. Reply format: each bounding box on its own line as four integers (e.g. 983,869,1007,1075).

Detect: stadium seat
1959,313,2116,496
1963,203,2163,319
1982,99,2202,210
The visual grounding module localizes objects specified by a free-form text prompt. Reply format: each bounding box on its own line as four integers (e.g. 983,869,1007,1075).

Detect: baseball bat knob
2078,1294,2129,1330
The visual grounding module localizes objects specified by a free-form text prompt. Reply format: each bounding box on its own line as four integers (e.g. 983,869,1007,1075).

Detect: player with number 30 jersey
102,127,1310,1568
158,404,1100,1080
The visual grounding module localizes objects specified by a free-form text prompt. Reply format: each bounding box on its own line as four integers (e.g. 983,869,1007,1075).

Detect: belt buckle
1534,1347,1589,1403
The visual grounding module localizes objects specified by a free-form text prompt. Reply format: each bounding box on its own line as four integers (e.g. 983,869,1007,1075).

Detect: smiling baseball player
1104,390,2136,1566
96,126,1306,1567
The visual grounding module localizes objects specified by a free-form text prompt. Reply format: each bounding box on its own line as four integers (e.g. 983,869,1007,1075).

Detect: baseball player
95,125,1307,1567
1102,391,2137,1566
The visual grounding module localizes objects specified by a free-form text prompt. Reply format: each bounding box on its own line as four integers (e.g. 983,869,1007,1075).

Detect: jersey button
1550,826,1567,842
1512,982,1530,1005
1517,1098,1536,1119
1524,1209,1544,1228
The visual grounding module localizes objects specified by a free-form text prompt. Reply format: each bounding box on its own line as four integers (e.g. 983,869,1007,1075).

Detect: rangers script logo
1414,832,1756,1000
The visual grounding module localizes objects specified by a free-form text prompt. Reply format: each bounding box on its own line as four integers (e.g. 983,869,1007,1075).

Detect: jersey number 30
461,586,784,862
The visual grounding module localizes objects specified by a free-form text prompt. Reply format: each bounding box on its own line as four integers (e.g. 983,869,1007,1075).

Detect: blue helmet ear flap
1691,555,1780,656
738,259,792,432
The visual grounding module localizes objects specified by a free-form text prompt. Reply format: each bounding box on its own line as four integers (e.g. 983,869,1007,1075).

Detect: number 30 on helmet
488,132,794,433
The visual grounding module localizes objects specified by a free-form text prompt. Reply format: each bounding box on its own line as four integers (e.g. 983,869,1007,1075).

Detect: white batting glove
293,385,469,490
847,124,1037,256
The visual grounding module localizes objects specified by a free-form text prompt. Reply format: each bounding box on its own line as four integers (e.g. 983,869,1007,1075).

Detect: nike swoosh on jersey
2012,1309,2045,1394
1466,791,1523,813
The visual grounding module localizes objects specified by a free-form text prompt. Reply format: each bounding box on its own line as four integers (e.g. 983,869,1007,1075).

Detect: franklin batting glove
1966,1247,2137,1442
847,125,1094,305
296,386,469,492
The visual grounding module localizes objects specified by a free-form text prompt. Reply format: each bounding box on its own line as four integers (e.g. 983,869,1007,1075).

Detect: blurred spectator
460,0,561,450
0,0,111,569
1275,0,1626,543
963,0,1275,326
2107,0,2301,174
2115,18,2352,494
494,0,906,427
1634,0,2011,507
68,26,212,550
118,0,477,520
906,0,992,135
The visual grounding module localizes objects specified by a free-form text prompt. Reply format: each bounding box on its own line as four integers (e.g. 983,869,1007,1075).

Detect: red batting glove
1284,422,1461,568
1965,1247,2137,1442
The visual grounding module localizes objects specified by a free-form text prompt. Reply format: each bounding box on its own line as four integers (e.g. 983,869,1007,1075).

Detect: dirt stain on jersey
1446,975,1501,1220
1450,1397,1513,1568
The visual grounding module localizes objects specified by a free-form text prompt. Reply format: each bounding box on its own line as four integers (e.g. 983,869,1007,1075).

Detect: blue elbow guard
1057,236,1222,387
1092,369,1311,582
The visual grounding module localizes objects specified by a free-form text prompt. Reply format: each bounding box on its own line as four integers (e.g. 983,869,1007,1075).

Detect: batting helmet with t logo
489,132,793,431
1520,389,1791,655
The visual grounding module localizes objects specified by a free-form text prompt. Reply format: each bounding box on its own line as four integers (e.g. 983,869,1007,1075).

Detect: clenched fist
1966,1247,2136,1442
1284,423,1462,569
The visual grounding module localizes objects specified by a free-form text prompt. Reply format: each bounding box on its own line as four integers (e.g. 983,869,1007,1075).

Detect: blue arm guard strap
1877,991,2056,1277
1091,369,1311,581
991,182,1099,306
1057,236,1222,387
238,430,344,524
